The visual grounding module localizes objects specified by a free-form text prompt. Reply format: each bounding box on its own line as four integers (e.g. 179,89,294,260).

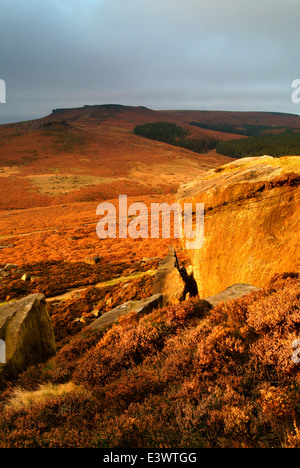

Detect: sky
0,0,300,124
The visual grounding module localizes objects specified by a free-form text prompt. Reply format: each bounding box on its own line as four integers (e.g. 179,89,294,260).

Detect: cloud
0,0,300,123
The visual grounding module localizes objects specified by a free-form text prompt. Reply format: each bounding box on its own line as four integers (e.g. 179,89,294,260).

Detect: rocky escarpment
177,156,300,297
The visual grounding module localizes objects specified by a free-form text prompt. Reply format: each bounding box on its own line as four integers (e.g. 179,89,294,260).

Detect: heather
0,272,300,448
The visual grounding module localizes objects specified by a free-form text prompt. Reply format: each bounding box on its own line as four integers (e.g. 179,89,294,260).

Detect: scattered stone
0,294,56,383
142,256,161,263
4,264,18,271
88,294,163,332
21,273,31,282
80,316,90,325
91,309,100,318
84,255,101,265
30,276,40,283
0,271,9,278
204,284,261,308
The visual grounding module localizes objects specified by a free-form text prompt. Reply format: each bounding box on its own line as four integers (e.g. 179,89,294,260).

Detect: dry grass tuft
4,382,89,412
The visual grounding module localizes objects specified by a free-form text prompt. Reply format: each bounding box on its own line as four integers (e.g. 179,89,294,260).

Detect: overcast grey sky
0,0,300,124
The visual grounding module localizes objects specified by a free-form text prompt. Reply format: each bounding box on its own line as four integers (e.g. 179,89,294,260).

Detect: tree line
216,130,300,158
134,121,300,158
133,122,218,154
190,121,289,137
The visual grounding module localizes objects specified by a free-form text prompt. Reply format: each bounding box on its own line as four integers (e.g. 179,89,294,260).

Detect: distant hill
0,104,299,211
47,105,300,135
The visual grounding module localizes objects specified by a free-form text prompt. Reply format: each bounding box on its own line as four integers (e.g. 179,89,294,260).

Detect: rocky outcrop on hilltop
0,294,56,383
177,156,300,297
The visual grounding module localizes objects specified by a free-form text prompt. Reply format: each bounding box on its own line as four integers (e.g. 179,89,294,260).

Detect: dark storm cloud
0,0,300,123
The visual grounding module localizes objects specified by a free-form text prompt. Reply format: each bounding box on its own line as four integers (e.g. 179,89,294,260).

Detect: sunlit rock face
177,156,300,297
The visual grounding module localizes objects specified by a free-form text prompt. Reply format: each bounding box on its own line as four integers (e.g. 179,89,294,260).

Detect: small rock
21,273,31,282
30,276,40,283
91,309,100,318
0,271,9,278
84,255,102,265
80,316,90,325
4,264,18,271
